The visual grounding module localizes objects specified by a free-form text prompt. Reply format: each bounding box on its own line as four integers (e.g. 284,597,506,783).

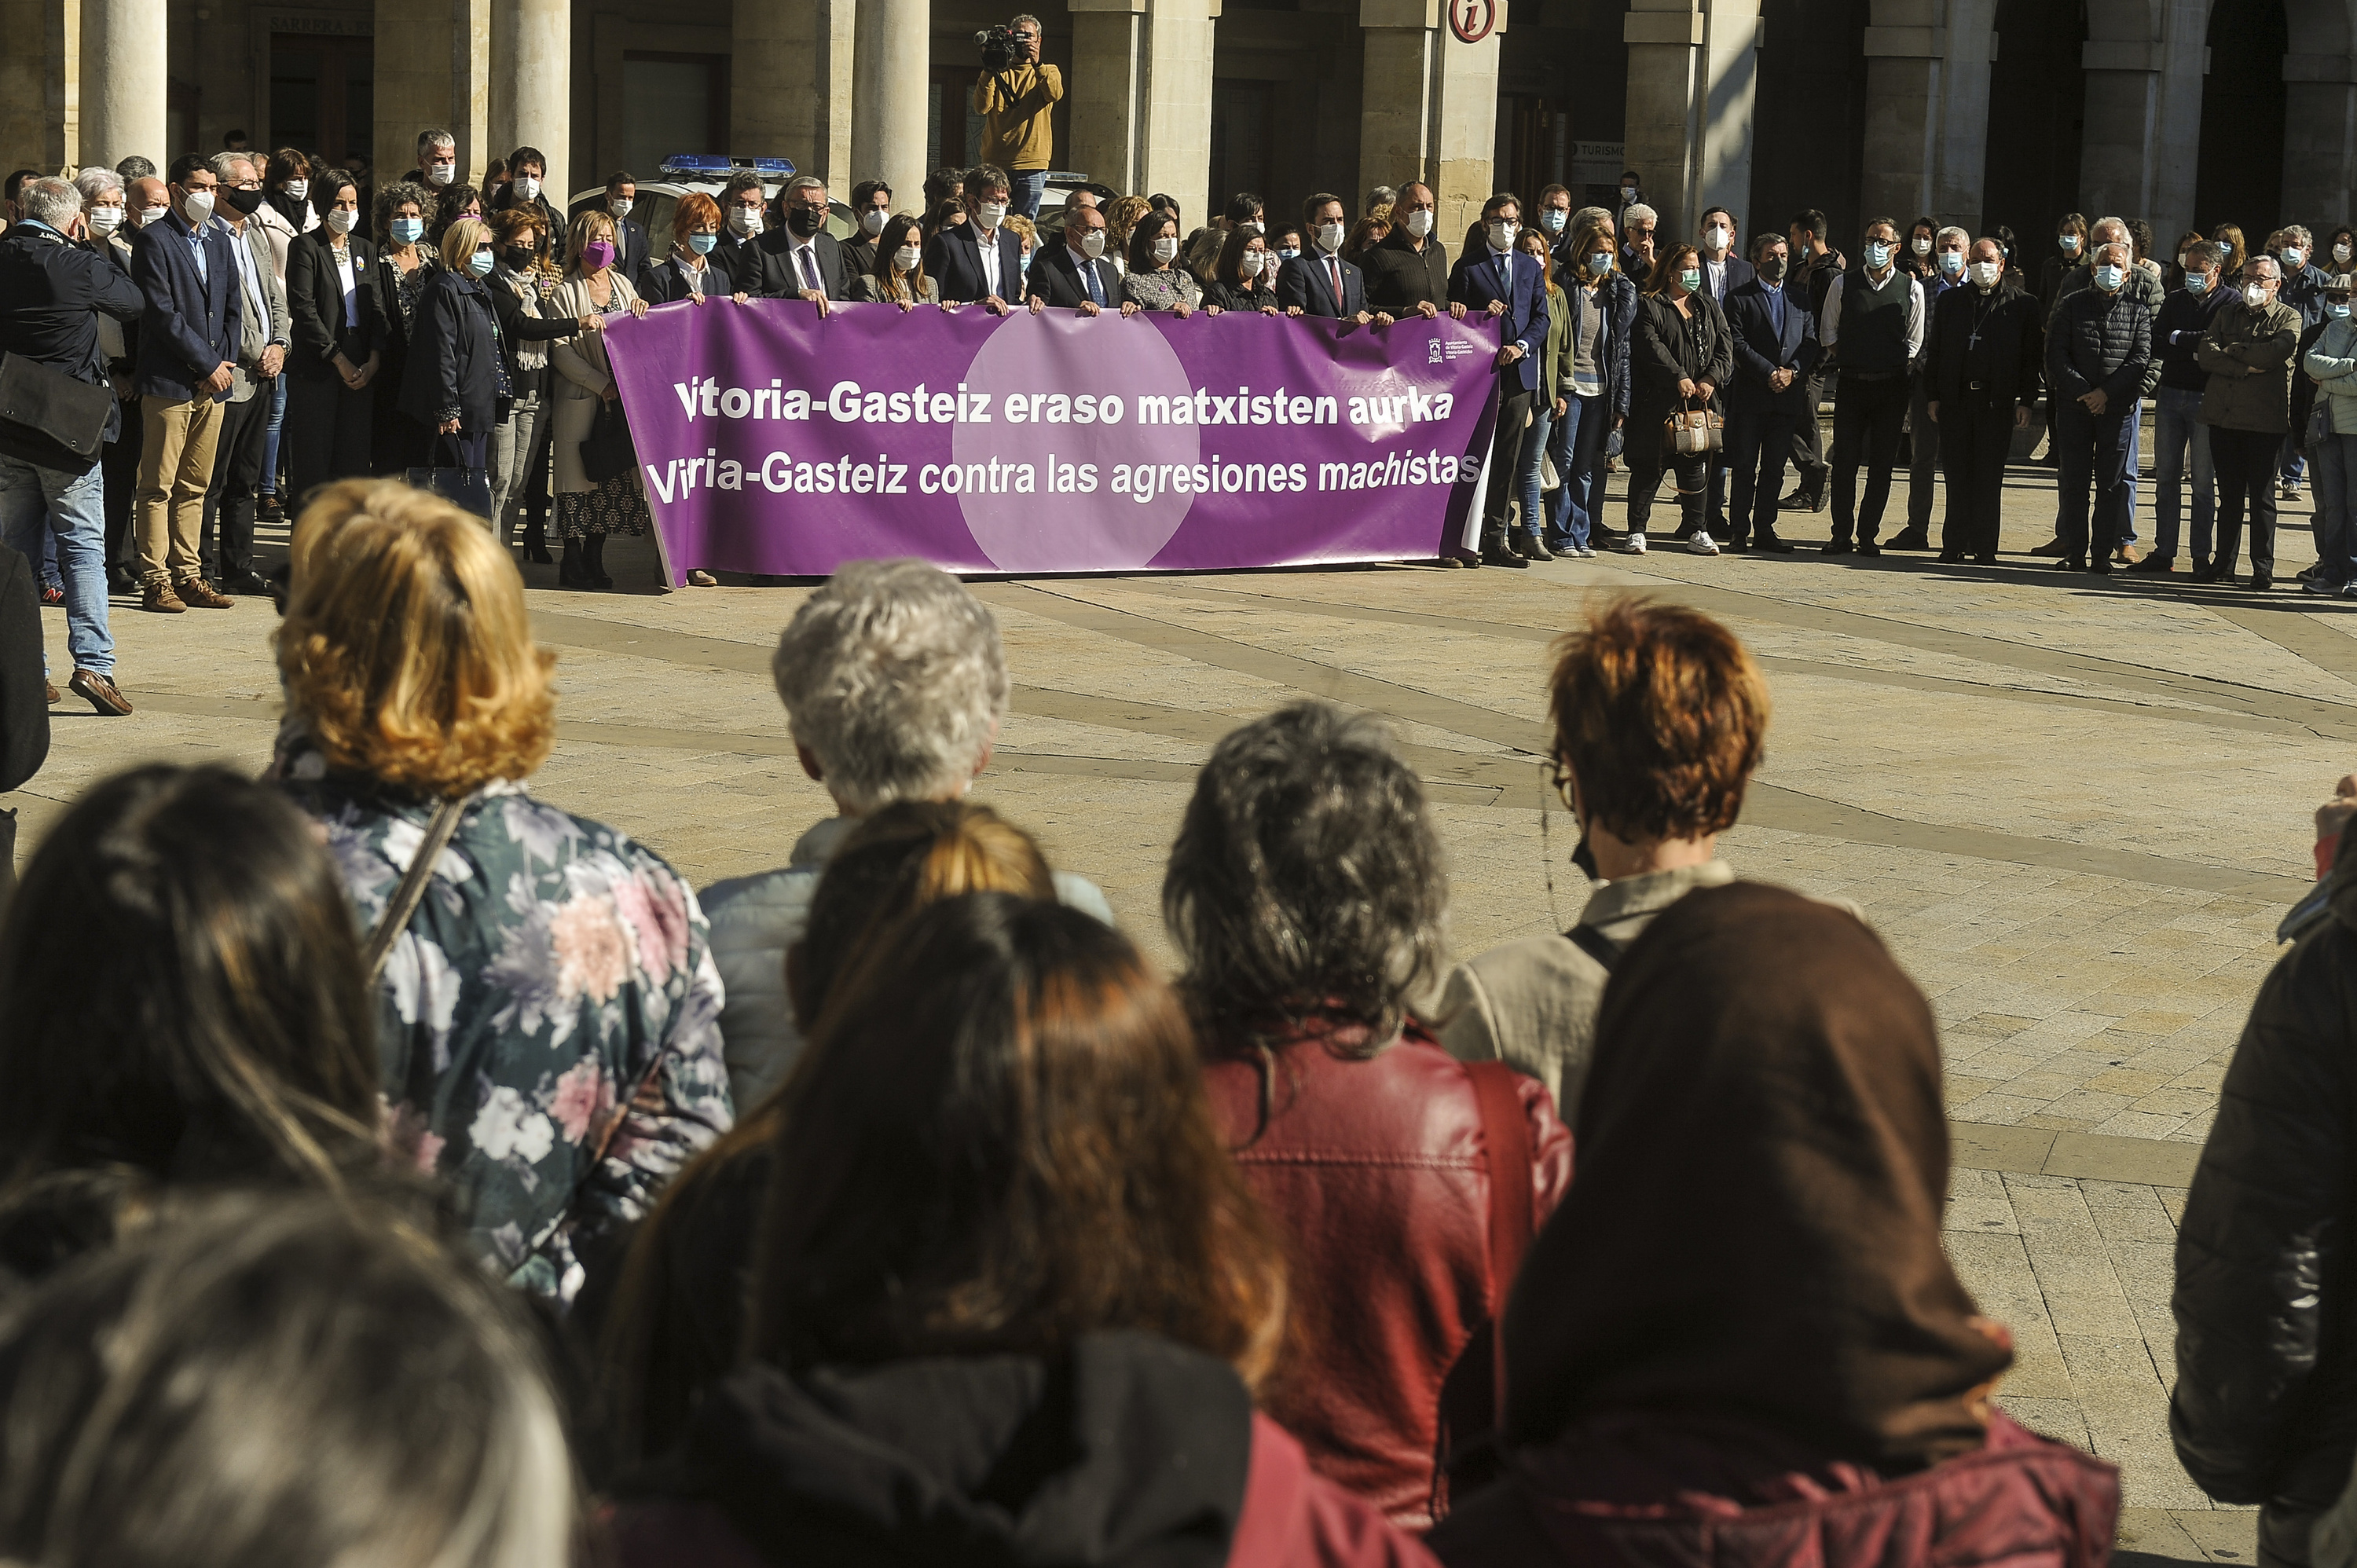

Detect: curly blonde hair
276,480,556,799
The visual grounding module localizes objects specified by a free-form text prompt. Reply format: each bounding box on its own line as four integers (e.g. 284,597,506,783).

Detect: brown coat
2198,295,2301,433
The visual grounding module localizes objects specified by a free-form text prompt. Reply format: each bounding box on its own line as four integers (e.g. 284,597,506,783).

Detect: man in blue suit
1446,192,1550,567
1721,232,1820,551
1275,192,1373,321
923,164,1025,311
130,153,241,615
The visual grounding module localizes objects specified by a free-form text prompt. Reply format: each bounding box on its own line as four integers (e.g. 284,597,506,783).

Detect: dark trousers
1626,438,1711,537
101,396,141,575
2212,425,2283,577
284,376,377,509
2055,397,2135,563
200,387,269,581
1905,371,1941,530
1830,372,1909,543
1725,405,1798,545
1482,386,1537,540
1789,367,1832,490
1938,399,2015,557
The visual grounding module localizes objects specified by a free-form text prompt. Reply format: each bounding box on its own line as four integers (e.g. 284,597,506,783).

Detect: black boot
559,539,588,588
584,532,613,589
522,511,554,565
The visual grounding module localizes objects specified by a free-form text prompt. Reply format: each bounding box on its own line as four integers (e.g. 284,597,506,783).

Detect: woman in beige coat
546,211,651,589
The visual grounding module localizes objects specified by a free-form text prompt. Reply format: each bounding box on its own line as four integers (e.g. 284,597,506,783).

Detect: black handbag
405,433,495,521
0,351,114,471
581,397,636,485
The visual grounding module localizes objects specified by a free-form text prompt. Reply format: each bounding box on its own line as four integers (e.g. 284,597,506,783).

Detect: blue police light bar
658,154,797,180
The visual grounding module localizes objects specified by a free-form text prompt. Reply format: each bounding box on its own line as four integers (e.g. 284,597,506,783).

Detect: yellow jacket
973,64,1064,172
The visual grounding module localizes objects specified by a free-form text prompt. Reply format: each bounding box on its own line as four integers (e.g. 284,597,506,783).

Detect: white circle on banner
951,313,1200,570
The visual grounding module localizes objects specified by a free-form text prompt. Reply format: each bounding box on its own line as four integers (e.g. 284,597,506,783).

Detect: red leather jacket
1203,1024,1574,1532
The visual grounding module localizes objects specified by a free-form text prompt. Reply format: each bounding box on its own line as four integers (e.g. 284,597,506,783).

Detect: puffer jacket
2197,296,2301,432
1201,1024,1574,1531
2051,262,2164,397
2172,825,2357,1550
2045,283,2151,406
1428,1409,2118,1568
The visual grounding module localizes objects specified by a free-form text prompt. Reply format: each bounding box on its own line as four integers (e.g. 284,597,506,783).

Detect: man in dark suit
601,171,654,295
1025,201,1131,316
1926,237,2043,564
1695,207,1756,538
1275,192,1372,321
924,163,1025,311
1721,233,1821,552
130,154,241,617
743,175,847,309
712,171,768,291
1448,193,1550,566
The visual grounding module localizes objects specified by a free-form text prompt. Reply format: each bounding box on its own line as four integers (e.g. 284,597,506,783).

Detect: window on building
621,53,728,174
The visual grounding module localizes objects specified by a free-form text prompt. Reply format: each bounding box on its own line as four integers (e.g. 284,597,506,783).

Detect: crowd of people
5,467,2357,1565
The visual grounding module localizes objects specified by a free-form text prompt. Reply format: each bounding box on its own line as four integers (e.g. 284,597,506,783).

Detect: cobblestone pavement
13,460,2338,1559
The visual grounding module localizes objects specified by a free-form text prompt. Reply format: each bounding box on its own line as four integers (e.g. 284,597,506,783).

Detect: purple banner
599,297,1504,583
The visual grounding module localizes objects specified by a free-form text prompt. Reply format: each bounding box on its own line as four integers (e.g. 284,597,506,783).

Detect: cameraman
972,14,1061,219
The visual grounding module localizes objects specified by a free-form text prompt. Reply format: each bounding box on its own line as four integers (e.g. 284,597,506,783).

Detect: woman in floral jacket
272,479,732,1306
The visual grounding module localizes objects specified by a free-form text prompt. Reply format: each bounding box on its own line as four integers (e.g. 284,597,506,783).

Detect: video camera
977,22,1025,71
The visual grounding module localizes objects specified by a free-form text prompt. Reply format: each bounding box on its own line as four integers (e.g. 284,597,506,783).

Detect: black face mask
223,186,267,216
1758,256,1785,281
501,246,537,271
786,206,825,237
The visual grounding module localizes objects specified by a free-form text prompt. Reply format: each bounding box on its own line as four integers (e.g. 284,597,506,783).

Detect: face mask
467,250,495,277
1758,255,1784,281
786,206,825,237
1620,185,1637,201
1589,251,1613,275
2059,234,2080,254
1489,221,1518,250
426,163,454,186
686,232,717,255
389,216,423,245
223,186,266,216
1143,236,1173,264
2183,270,2208,294
1912,235,1932,255
2283,247,2306,270
1540,209,1565,234
86,205,123,236
325,207,357,235
511,175,540,202
503,244,537,269
1238,250,1264,278
1968,260,2001,288
179,188,215,225
977,201,1008,228
1315,222,1344,254
861,208,888,236
1079,230,1105,258
2333,302,2354,320
731,206,762,236
1705,225,1728,251
1405,209,1433,239
608,198,633,221
282,179,307,202
137,205,168,229
1678,267,1702,291
893,244,921,273
2095,263,2124,291
1276,247,1299,262
2340,243,2354,263
583,240,616,271
1864,240,1890,269
2245,284,2270,308
1939,250,1964,276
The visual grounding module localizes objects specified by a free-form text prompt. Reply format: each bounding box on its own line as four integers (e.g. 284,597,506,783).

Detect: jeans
0,453,112,676
259,371,289,500
491,391,542,544
2152,386,2215,562
1516,401,1552,539
1011,170,1047,220
2309,431,2357,585
2122,396,2142,544
38,518,59,589
1544,392,1610,549
2055,397,2135,562
2282,438,2308,488
1830,372,1909,542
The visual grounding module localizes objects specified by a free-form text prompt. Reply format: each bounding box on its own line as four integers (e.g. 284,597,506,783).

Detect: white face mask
1968,260,2001,288
425,163,455,186
282,179,308,203
861,208,888,236
2246,283,2270,308
1153,236,1179,263
1912,234,1931,255
731,206,762,236
178,188,215,225
1705,225,1728,252
610,198,633,220
1404,209,1432,240
1238,249,1264,278
86,205,123,236
513,175,541,201
325,207,357,234
977,201,1008,228
1488,220,1518,251
1314,222,1343,254
137,204,169,229
893,244,921,273
2340,242,2354,264
1620,185,1637,201
1078,230,1105,258
2283,247,2307,270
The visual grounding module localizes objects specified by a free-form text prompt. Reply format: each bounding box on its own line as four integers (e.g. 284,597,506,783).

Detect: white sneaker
1575,544,1596,559
1615,533,1648,555
1686,531,1720,556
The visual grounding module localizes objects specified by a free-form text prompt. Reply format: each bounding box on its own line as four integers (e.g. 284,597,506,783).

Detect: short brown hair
277,480,557,799
670,191,721,235
489,206,544,250
1549,597,1769,842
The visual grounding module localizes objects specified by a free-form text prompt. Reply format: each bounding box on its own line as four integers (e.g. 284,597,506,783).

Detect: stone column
1357,0,1501,245
2073,10,2206,239
490,0,568,197
734,0,848,187
79,0,167,174
852,0,927,208
1857,1,1998,232
1068,0,1216,222
1623,0,1758,236
2283,57,2357,234
376,0,492,182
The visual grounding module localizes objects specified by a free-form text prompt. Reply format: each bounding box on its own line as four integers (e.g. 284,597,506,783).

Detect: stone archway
2195,0,2291,240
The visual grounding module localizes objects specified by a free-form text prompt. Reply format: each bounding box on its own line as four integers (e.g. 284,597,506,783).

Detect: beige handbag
1662,393,1723,456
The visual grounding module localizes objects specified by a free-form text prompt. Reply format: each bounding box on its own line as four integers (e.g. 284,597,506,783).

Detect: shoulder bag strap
362,795,469,983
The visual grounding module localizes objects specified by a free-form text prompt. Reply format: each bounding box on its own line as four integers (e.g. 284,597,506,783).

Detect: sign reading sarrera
600,298,1504,581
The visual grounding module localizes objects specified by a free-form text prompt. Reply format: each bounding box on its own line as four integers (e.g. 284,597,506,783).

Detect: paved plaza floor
13,453,2343,1561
